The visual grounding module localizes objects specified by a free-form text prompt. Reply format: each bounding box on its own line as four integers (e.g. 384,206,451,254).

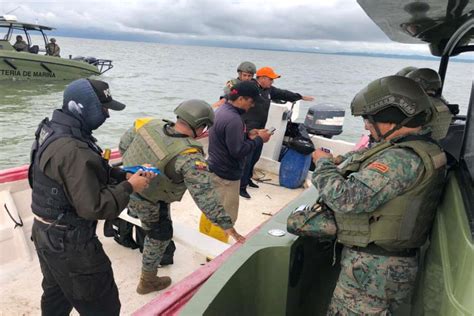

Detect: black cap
229,81,263,102
87,79,126,110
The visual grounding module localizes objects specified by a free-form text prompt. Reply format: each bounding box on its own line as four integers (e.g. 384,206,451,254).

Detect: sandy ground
0,172,304,315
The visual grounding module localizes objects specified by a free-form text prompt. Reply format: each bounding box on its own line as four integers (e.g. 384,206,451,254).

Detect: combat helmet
406,68,442,95
174,99,214,136
351,75,432,139
237,61,257,74
395,66,418,76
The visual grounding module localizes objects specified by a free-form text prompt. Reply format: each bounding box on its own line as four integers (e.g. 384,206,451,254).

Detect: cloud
0,0,425,53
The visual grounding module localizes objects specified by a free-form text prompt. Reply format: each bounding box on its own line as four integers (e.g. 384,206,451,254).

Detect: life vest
333,135,447,251
121,119,203,203
29,110,102,224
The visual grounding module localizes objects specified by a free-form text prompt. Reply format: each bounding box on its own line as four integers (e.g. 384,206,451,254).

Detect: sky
0,0,444,56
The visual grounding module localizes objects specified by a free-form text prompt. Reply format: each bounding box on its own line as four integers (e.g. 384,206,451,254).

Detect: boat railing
93,59,113,74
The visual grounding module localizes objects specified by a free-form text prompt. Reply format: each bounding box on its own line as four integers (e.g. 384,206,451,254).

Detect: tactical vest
333,136,447,251
426,96,453,140
121,119,203,203
29,110,102,223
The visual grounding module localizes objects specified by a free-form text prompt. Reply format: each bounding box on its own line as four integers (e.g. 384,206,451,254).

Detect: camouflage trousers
327,247,418,315
128,198,172,273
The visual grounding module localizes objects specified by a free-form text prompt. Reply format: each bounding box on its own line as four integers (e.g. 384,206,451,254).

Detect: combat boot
136,270,172,295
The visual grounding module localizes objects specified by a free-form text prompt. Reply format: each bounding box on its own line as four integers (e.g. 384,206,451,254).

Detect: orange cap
256,67,281,79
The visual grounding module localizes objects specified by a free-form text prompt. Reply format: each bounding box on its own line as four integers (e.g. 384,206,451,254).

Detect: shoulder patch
367,161,390,173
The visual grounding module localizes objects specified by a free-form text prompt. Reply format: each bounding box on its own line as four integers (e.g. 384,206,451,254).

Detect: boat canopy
357,0,474,56
0,17,54,32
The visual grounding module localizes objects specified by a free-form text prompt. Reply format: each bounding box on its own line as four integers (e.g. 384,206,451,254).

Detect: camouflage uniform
120,122,233,273
312,131,432,315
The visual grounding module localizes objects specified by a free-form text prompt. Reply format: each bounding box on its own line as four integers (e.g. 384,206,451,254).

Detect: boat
137,0,473,315
1,0,473,314
0,15,113,80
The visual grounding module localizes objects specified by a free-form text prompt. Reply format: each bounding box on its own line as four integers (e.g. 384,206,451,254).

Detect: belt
350,244,417,257
34,216,68,228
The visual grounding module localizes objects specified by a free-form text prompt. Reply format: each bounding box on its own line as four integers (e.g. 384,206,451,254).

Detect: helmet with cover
237,61,257,74
351,75,432,139
406,68,442,95
395,66,418,76
174,99,214,133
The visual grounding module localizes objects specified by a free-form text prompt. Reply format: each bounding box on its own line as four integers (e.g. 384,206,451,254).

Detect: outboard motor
304,104,345,138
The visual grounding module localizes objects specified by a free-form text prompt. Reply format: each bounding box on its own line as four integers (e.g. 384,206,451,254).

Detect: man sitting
13,35,28,52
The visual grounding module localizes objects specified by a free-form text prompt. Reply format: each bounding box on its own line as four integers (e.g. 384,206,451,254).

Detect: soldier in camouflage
311,76,447,315
224,61,257,95
406,68,454,140
213,61,257,108
119,99,245,295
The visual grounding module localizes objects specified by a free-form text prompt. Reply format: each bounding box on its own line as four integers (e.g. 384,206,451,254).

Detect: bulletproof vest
333,136,447,251
29,110,102,223
121,119,203,203
425,96,453,140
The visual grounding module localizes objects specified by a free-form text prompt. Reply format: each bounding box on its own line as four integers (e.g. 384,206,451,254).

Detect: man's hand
212,98,226,109
301,96,315,101
312,149,333,163
256,129,272,143
248,129,259,140
224,228,246,243
127,171,156,193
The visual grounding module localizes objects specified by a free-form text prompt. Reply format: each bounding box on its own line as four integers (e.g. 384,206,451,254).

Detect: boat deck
0,170,305,315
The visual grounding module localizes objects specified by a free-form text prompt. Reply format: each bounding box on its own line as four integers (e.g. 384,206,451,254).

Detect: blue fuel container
279,148,312,189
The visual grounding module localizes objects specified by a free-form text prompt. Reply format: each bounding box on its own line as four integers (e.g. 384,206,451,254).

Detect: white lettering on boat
1,69,56,78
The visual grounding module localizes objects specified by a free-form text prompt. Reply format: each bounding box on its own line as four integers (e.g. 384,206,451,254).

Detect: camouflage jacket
312,134,425,215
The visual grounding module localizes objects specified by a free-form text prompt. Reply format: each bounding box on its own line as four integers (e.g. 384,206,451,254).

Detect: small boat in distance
0,15,113,80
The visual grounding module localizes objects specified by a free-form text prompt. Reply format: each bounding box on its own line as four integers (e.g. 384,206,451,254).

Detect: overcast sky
1,0,431,55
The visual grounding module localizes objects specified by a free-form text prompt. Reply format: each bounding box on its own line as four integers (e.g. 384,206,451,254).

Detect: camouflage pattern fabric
174,152,233,230
128,199,171,272
312,140,425,314
286,202,337,239
127,150,234,272
327,247,417,315
312,147,422,215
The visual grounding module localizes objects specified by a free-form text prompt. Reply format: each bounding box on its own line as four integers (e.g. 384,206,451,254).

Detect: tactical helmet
174,99,214,130
237,61,257,74
351,76,431,119
395,66,417,76
406,68,442,94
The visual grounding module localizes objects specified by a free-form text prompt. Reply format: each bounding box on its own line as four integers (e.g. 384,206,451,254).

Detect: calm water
0,37,472,169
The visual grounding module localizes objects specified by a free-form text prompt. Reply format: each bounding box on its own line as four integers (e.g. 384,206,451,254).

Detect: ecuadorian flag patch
194,161,208,171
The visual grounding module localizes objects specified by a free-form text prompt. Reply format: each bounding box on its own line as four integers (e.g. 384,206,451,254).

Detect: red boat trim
133,224,263,316
0,151,122,184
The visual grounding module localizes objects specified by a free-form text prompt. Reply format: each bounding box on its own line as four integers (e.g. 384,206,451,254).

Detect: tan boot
136,270,172,295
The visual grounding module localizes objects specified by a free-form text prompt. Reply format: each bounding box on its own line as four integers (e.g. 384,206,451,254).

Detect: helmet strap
380,116,414,140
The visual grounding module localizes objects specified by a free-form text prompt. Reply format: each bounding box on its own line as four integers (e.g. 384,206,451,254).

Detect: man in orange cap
240,66,314,198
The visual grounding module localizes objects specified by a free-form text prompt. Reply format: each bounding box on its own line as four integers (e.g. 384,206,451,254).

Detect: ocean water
0,36,472,169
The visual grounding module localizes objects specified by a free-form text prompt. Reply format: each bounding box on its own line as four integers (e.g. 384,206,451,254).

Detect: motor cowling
304,103,345,138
